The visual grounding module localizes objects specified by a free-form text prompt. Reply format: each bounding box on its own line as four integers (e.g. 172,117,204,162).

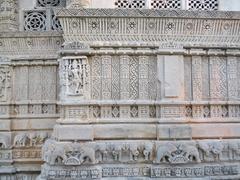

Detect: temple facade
1,0,240,179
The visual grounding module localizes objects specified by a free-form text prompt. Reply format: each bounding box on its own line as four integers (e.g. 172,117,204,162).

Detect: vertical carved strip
111,56,120,100
120,55,130,99
28,66,42,100
148,56,157,100
202,56,210,100
13,66,28,101
42,66,57,101
101,56,112,100
0,64,11,102
91,56,102,100
129,56,139,100
184,56,192,100
139,56,149,99
227,56,238,100
192,56,202,100
210,56,227,99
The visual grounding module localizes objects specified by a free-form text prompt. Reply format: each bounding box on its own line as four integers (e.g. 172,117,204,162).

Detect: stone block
94,124,157,140
54,124,94,141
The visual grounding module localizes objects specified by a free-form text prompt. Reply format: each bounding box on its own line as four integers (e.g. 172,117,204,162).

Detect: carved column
0,0,18,31
66,0,91,8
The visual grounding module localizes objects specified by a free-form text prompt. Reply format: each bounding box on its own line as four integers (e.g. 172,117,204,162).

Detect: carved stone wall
1,3,240,180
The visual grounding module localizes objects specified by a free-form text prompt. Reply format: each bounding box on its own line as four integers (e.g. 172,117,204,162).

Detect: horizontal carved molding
56,9,240,47
55,9,240,19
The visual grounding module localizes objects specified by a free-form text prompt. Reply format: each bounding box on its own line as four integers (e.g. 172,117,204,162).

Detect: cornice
55,8,240,20
55,9,240,47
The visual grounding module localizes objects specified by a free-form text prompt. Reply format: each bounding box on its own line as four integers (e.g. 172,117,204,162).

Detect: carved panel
61,56,90,98
209,56,227,100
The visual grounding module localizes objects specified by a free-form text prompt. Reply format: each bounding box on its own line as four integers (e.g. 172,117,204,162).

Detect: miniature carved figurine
129,144,140,161
14,133,29,147
95,143,108,162
112,144,122,161
143,143,152,161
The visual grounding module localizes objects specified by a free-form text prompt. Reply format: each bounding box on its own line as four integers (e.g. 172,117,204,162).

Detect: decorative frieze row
0,34,63,56
0,103,58,117
56,9,240,46
0,131,50,150
63,104,240,120
41,163,239,179
42,140,240,166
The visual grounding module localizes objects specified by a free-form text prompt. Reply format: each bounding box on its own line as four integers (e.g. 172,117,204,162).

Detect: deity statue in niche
66,58,89,96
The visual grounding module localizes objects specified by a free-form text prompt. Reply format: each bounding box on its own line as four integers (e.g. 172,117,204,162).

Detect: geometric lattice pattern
151,0,181,9
37,0,61,7
115,0,146,8
51,15,62,31
188,0,218,10
24,11,46,31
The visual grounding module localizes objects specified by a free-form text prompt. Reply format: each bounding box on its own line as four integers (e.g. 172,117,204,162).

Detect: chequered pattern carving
115,0,146,8
151,0,181,9
188,0,218,10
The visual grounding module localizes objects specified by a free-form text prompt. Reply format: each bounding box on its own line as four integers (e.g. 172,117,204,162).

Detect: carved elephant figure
180,144,201,163
14,133,29,147
143,143,153,161
0,135,8,149
78,146,97,164
129,144,140,161
229,141,240,155
48,145,66,165
197,141,223,160
154,143,178,163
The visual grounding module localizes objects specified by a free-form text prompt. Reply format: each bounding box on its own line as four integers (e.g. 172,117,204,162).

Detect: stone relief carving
40,140,240,167
60,56,90,98
14,132,49,147
154,143,201,164
0,65,11,101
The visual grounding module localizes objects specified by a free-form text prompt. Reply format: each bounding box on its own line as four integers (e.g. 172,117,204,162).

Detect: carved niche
60,56,90,99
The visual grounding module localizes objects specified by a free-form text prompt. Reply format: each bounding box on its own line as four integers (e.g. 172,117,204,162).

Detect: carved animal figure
229,141,240,155
14,133,29,147
154,143,178,163
0,135,8,149
129,144,139,161
143,143,152,161
48,145,66,165
197,141,223,160
78,146,97,164
180,144,201,163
